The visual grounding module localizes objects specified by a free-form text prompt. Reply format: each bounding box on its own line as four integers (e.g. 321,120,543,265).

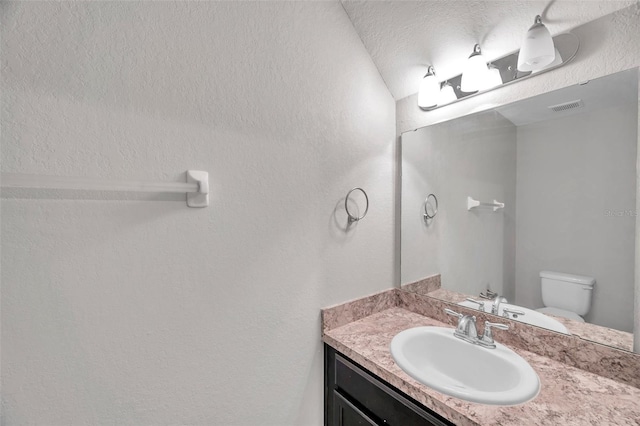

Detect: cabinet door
333,391,378,426
325,345,455,426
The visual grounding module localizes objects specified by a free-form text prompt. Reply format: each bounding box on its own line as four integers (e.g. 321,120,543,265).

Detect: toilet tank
539,271,595,316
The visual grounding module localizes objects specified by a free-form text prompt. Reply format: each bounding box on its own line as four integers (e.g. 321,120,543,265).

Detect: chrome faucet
445,308,509,349
478,289,508,313
490,295,508,315
445,308,478,343
477,321,509,349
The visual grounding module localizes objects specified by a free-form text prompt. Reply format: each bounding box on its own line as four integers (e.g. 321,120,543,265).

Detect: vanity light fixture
483,64,503,90
415,30,579,111
532,48,562,73
417,66,440,109
438,82,458,105
517,15,556,72
460,44,490,93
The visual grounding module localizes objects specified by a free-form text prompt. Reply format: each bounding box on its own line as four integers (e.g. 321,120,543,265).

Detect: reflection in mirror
400,68,639,353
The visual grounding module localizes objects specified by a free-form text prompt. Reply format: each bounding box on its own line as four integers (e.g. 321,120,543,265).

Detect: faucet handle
444,308,464,319
486,321,509,331
479,321,509,349
465,298,486,312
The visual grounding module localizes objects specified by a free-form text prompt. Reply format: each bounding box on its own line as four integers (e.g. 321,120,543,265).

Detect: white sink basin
390,327,540,405
457,301,570,335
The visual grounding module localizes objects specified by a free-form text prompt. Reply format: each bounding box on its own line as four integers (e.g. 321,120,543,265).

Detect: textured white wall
0,2,395,425
401,111,517,298
515,105,637,331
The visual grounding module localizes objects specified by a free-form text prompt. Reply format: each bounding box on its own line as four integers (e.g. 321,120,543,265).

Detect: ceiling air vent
548,99,584,113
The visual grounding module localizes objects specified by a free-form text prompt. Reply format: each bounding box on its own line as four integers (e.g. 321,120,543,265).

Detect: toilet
535,270,596,323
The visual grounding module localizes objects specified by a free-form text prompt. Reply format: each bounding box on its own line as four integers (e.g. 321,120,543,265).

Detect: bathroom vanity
322,289,640,426
325,345,453,426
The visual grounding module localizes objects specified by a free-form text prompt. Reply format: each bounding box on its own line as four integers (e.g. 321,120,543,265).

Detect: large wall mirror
400,67,639,353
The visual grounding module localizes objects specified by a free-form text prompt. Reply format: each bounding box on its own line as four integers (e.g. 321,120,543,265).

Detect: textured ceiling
341,0,637,100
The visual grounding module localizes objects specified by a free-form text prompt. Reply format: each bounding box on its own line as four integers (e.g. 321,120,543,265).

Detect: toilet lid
536,307,584,322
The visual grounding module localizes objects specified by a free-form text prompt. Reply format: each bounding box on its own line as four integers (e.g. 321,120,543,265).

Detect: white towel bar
467,196,504,212
1,170,209,208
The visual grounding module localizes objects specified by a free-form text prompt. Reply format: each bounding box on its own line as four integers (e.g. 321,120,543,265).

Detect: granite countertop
323,306,640,426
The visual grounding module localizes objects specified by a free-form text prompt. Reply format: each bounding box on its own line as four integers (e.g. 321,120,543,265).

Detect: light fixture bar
416,32,578,111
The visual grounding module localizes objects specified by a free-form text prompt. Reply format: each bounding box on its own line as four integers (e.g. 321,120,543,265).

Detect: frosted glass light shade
418,66,440,109
460,44,489,93
518,15,555,72
532,48,562,73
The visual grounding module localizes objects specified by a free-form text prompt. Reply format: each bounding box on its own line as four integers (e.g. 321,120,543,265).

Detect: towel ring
423,193,438,219
345,187,369,222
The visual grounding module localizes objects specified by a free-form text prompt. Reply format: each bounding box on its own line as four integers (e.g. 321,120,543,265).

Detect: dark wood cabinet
325,344,455,426
333,391,378,426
